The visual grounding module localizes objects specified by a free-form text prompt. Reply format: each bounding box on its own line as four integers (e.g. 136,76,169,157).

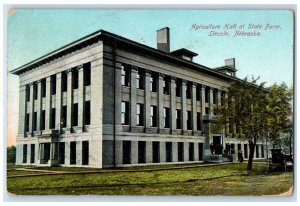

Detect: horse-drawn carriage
268,148,293,172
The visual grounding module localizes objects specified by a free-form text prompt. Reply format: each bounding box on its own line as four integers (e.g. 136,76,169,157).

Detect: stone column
192,83,197,135
76,141,82,165
130,66,138,132
27,144,31,164
201,85,206,131
65,142,70,165
258,144,262,158
209,88,214,116
170,77,176,133
55,73,62,130
225,92,229,134
194,143,199,161
115,140,123,165
18,85,27,135
146,141,153,163
114,63,122,131
45,76,51,130
66,69,73,132
36,81,41,131
158,73,164,132
130,141,138,164
77,64,84,132
159,141,166,163
34,143,39,163
172,142,178,162
145,70,151,131
28,83,34,134
181,80,187,134
184,142,189,162
217,90,222,114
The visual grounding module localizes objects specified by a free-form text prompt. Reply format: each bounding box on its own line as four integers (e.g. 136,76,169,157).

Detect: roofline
10,29,240,82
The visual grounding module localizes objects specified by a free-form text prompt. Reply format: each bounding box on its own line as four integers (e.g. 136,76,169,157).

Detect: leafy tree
212,78,292,171
7,146,16,164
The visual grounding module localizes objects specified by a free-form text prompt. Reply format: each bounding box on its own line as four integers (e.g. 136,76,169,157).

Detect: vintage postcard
6,8,294,198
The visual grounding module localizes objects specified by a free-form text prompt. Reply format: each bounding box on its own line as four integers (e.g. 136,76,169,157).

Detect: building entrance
213,135,223,155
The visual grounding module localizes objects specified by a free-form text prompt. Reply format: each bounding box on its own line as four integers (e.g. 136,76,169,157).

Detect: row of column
19,63,101,136
120,64,224,134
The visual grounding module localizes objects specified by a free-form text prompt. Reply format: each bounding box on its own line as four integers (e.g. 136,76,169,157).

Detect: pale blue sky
7,9,294,146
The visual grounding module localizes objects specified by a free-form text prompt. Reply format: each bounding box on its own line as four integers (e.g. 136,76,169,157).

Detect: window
150,72,158,92
138,141,146,164
30,144,35,163
163,76,170,95
84,101,90,125
50,108,56,129
41,110,45,130
164,108,170,128
23,145,27,163
205,107,209,115
25,114,30,132
33,112,37,131
150,106,157,127
82,141,89,165
137,104,144,126
205,87,209,103
121,65,130,87
176,79,181,97
261,145,265,158
213,89,217,104
51,75,56,95
84,63,91,86
198,143,203,160
26,85,30,102
136,69,145,90
121,101,129,125
152,142,160,163
72,103,78,126
197,112,201,131
33,83,38,100
41,79,46,98
166,142,172,162
187,111,192,130
176,109,181,129
72,69,78,89
189,143,194,161
196,84,201,101
70,142,76,165
178,142,184,162
58,142,65,164
186,82,192,99
62,72,68,92
123,141,131,164
61,106,67,128
244,144,248,158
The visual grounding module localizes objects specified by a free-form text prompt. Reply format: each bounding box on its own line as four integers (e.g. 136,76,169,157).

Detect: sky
6,9,294,146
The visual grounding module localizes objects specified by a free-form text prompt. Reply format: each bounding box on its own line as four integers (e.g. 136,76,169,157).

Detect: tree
266,83,293,154
7,146,16,164
211,78,292,171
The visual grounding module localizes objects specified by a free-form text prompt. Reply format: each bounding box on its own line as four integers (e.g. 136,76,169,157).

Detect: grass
6,162,293,196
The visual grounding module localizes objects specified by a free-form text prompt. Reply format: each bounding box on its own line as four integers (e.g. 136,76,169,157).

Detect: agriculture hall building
12,27,267,168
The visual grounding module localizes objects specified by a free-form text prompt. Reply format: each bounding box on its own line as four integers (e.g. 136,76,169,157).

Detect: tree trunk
247,142,256,171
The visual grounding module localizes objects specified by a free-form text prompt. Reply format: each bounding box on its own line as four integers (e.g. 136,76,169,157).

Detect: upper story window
163,76,170,95
213,89,217,104
176,79,181,97
205,87,210,103
137,69,145,90
121,65,130,87
137,103,144,126
221,91,225,106
197,112,201,131
121,101,129,125
150,106,157,127
176,109,182,129
164,107,170,128
150,72,158,92
33,83,38,100
72,69,78,89
84,63,91,86
186,82,192,99
62,72,68,92
41,79,46,98
196,84,201,101
26,85,30,102
51,75,56,95
187,111,192,130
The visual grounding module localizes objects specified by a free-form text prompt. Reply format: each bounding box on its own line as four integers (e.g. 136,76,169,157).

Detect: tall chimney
157,27,170,53
225,58,235,69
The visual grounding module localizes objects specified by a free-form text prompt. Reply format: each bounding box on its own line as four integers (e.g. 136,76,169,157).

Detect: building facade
12,27,267,168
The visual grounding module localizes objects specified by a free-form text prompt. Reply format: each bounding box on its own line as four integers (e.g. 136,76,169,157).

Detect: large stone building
11,27,267,168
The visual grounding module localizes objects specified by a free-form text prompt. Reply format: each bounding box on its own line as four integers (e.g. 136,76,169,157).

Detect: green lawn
7,163,293,196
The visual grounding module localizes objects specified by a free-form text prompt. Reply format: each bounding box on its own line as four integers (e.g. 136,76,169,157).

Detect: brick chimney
157,27,170,53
